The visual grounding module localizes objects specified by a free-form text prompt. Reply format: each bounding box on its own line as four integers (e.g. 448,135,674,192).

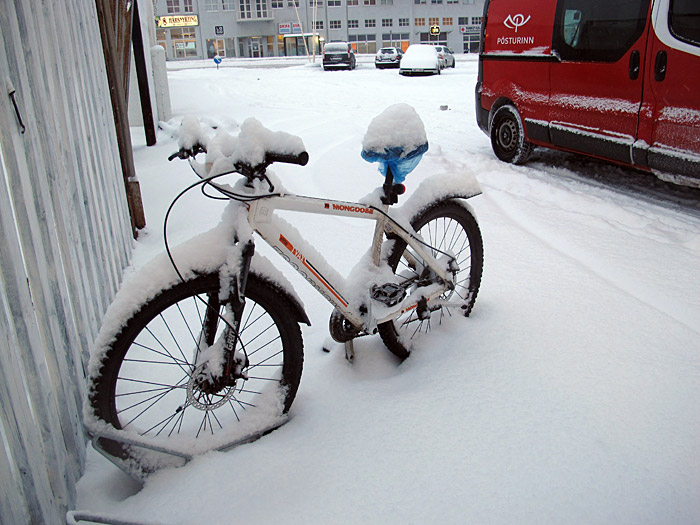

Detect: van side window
553,0,651,62
669,0,700,47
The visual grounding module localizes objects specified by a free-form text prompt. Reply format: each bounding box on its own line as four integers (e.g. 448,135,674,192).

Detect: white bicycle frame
245,190,456,335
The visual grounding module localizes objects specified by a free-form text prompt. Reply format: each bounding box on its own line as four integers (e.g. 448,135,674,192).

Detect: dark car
323,42,356,71
375,47,403,69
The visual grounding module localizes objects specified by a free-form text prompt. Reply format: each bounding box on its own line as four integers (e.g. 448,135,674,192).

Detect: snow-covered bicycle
85,104,483,478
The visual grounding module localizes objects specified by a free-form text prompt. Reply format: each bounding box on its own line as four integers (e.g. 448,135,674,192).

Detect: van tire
490,105,533,165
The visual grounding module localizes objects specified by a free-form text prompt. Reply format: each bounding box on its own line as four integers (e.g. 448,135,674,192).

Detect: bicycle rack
87,416,290,483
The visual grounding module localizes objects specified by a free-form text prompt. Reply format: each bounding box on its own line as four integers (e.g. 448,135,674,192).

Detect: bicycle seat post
381,167,395,205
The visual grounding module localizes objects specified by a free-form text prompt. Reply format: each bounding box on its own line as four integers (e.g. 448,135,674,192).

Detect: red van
475,0,700,187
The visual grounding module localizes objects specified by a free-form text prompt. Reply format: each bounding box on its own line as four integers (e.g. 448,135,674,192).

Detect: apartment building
155,0,484,59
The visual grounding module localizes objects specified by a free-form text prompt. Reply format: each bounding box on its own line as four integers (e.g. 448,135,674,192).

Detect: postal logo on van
503,14,531,32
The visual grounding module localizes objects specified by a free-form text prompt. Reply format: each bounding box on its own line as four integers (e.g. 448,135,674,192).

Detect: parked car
375,47,403,68
323,42,356,70
434,45,456,68
399,44,441,76
475,0,700,186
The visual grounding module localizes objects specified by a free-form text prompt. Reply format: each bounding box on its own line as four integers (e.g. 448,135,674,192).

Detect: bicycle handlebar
168,144,207,161
264,151,309,167
168,145,309,169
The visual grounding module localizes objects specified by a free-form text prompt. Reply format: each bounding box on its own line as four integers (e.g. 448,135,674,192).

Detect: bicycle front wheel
90,272,304,463
378,200,483,360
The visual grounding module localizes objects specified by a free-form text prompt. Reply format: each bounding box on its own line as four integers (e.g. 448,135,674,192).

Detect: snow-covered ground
75,55,700,524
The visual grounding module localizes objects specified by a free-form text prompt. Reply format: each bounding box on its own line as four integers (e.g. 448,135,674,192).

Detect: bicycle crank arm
374,283,450,325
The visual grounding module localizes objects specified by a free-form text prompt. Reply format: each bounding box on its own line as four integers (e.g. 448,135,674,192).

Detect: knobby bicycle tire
378,199,484,359
89,272,304,464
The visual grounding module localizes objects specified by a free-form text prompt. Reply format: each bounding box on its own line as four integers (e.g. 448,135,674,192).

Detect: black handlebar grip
265,151,309,166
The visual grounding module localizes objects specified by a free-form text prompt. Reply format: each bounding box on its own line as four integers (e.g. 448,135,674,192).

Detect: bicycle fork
193,240,255,394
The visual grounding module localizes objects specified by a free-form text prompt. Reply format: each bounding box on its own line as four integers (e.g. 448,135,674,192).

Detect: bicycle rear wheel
90,272,303,464
378,200,483,360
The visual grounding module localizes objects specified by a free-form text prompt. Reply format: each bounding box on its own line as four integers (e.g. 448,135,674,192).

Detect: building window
310,0,323,6
314,20,324,29
348,0,359,5
287,0,299,5
463,32,480,53
348,33,377,53
272,0,284,7
184,0,194,12
429,17,439,26
446,0,457,3
364,0,376,5
207,38,227,57
239,0,251,18
348,19,359,27
398,18,409,27
443,17,453,26
381,0,393,4
382,18,392,27
167,0,180,13
382,32,409,48
458,17,468,25
206,0,218,10
415,17,425,26
420,32,446,45
256,0,268,17
170,27,197,58
365,19,376,27
414,0,426,4
471,16,482,25
222,0,235,10
330,20,342,29
328,0,341,5
431,0,443,4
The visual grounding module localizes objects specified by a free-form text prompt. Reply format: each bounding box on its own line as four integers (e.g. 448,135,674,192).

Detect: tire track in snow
479,171,700,336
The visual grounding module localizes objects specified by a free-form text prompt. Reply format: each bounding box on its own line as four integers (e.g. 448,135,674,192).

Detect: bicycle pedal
370,283,406,307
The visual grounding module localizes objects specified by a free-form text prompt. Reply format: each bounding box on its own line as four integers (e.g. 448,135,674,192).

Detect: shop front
156,14,200,59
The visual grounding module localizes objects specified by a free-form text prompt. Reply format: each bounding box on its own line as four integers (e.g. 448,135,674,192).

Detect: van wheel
490,105,533,165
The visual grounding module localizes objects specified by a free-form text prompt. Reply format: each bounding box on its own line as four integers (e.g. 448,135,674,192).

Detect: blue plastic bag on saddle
361,142,428,184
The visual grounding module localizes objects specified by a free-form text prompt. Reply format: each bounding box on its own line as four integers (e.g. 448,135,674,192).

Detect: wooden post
132,0,156,146
94,0,146,237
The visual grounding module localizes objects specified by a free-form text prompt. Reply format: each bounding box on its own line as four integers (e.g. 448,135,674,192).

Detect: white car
434,46,455,68
399,44,441,76
375,47,403,69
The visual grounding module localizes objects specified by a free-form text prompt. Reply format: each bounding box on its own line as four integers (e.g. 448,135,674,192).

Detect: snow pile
177,115,211,150
205,117,306,173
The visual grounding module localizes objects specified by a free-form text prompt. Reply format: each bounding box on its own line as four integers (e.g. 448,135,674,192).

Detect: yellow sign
157,15,199,28
430,25,440,35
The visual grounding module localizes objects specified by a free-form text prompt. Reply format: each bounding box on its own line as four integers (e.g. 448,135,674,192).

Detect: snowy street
77,55,700,523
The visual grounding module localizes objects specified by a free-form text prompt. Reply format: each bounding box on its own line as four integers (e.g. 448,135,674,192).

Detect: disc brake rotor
186,363,238,411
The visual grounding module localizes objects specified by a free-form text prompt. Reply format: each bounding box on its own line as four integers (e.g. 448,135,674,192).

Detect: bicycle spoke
131,341,191,369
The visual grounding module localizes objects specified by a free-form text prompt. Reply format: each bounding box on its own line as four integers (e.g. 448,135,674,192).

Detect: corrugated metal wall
0,0,134,522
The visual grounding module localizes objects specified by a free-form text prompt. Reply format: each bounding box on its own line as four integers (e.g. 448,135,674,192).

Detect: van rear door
548,0,652,165
640,0,700,179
